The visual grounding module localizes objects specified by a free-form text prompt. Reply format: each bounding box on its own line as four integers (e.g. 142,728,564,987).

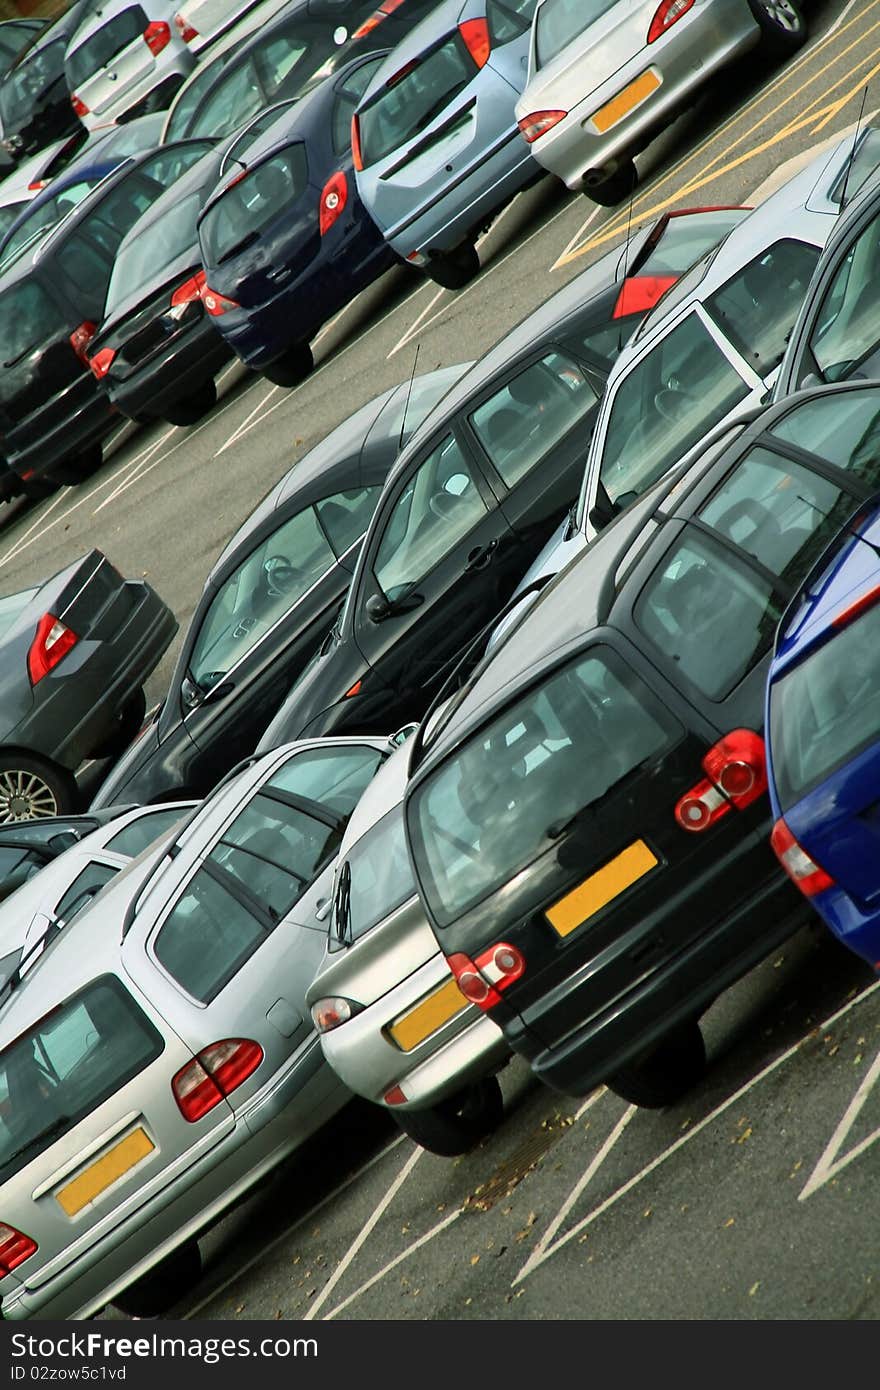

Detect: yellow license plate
389,977,468,1052
546,840,659,938
57,1128,155,1217
591,69,661,134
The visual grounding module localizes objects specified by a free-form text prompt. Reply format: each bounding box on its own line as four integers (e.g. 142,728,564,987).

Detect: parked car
0,138,215,494
514,0,806,207
64,0,196,134
0,155,124,271
351,0,541,288
0,548,177,823
171,0,334,57
0,0,96,164
86,143,235,426
159,0,443,144
196,50,400,388
399,378,880,1111
88,363,469,812
0,18,46,77
307,732,510,1155
763,385,880,969
0,805,144,904
252,201,751,747
0,731,396,1320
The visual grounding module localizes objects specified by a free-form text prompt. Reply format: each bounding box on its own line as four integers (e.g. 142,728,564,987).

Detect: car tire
0,752,80,822
582,159,638,207
748,0,806,55
605,1020,707,1109
262,343,314,388
88,687,147,761
110,1241,202,1318
163,379,218,427
391,1075,504,1156
425,242,480,290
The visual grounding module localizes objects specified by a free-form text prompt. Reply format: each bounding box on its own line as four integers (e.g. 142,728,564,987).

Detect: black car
0,0,94,163
87,363,468,811
0,139,215,493
87,143,235,426
251,205,751,749
399,380,880,1111
0,547,177,822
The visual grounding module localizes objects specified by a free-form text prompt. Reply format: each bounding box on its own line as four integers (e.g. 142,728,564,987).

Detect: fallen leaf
470,1254,480,1266
736,1127,752,1144
749,1282,760,1297
724,1218,735,1228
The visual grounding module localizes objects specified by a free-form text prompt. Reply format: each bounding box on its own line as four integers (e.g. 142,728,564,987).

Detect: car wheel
425,242,480,290
605,1021,707,1109
163,379,218,427
582,159,638,207
262,343,314,388
87,687,147,761
0,753,80,823
748,0,806,55
110,1241,202,1318
391,1075,504,1156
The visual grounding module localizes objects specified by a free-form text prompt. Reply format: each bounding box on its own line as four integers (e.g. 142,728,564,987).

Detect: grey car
0,731,396,1321
0,549,177,823
307,734,510,1156
514,0,806,206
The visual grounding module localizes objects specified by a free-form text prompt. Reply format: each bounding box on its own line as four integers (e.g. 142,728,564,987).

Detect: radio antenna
397,342,421,455
839,85,869,211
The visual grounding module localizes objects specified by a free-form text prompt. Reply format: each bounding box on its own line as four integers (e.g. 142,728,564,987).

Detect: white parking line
324,1209,463,1320
799,1041,880,1201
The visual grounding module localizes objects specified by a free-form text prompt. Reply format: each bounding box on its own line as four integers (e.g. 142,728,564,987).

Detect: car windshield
106,189,204,311
407,646,681,924
333,805,414,946
534,0,618,68
357,34,476,169
198,144,308,265
66,5,147,90
806,205,880,383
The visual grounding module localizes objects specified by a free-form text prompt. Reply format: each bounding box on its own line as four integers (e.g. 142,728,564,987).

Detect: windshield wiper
6,1114,74,1166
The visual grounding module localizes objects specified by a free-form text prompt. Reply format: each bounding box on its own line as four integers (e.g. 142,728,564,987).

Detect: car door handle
465,539,498,572
314,899,332,921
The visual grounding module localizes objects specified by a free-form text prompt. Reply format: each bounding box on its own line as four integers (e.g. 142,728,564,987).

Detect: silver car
514,0,806,206
64,0,196,134
307,736,510,1156
0,733,395,1321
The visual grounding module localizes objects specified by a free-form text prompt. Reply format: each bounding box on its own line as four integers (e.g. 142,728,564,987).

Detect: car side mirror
366,592,392,623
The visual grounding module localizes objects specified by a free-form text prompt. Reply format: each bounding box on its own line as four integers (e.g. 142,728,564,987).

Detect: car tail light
447,942,525,1012
384,1084,407,1105
200,284,239,316
27,178,48,191
310,996,362,1032
27,613,78,684
170,268,206,307
173,11,199,41
143,20,171,55
831,582,880,629
89,346,116,379
612,273,677,318
674,729,767,833
343,678,362,698
517,110,567,143
0,1224,37,1276
319,171,348,235
71,94,89,117
69,320,97,365
459,17,491,68
353,0,405,40
770,818,835,897
172,1038,263,1122
648,0,695,42
351,113,364,172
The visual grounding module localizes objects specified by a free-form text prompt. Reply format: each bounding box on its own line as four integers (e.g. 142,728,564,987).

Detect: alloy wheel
0,767,59,821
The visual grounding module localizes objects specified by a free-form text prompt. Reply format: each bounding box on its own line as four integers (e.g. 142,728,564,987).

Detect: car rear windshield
0,39,66,127
0,280,66,366
0,975,164,1182
333,805,415,947
106,189,204,313
704,239,821,378
66,6,147,91
408,645,682,925
535,0,619,68
198,144,308,265
357,33,477,169
769,598,880,806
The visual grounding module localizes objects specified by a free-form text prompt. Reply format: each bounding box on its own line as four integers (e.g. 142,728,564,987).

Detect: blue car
765,381,880,970
196,49,400,387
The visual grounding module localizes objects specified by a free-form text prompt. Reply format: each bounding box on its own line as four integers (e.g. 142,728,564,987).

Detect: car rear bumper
7,385,118,484
106,321,233,421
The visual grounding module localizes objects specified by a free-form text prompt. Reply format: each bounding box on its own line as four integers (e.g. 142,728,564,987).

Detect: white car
64,0,196,133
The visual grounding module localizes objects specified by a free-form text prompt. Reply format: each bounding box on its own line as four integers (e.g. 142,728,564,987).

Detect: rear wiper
7,1114,74,1165
333,860,351,945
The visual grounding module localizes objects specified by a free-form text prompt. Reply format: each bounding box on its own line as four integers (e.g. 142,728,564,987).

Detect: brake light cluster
770,820,834,898
447,942,525,1012
353,0,406,41
517,110,566,144
71,94,89,117
647,0,694,43
173,11,198,42
310,996,362,1033
172,1038,263,1122
319,171,348,236
459,17,490,69
674,729,767,833
69,321,97,366
351,114,364,172
612,273,677,319
0,1223,37,1276
200,284,239,317
144,20,171,55
28,613,79,684
170,268,206,311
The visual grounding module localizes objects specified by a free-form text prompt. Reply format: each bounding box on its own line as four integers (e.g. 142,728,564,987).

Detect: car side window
54,231,115,313
330,55,385,155
256,33,309,96
770,386,880,487
0,280,64,362
704,239,821,378
192,62,265,139
316,487,381,556
267,744,384,819
486,0,538,45
104,808,189,859
372,436,489,600
55,862,120,923
470,352,597,486
805,209,880,382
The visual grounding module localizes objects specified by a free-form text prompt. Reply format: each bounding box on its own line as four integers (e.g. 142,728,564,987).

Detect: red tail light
27,178,48,191
674,729,767,833
0,1223,37,1276
69,320,97,365
517,110,567,144
648,0,695,42
170,268,206,307
143,20,171,55
172,1038,263,1122
173,11,199,41
612,273,677,318
28,613,78,684
770,818,835,897
447,942,525,1012
200,284,239,316
319,170,348,235
459,17,491,68
353,0,405,40
71,94,89,117
351,113,364,172
310,996,361,1032
89,346,116,379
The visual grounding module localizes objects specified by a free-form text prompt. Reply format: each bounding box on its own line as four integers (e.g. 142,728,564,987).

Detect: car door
351,427,519,714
